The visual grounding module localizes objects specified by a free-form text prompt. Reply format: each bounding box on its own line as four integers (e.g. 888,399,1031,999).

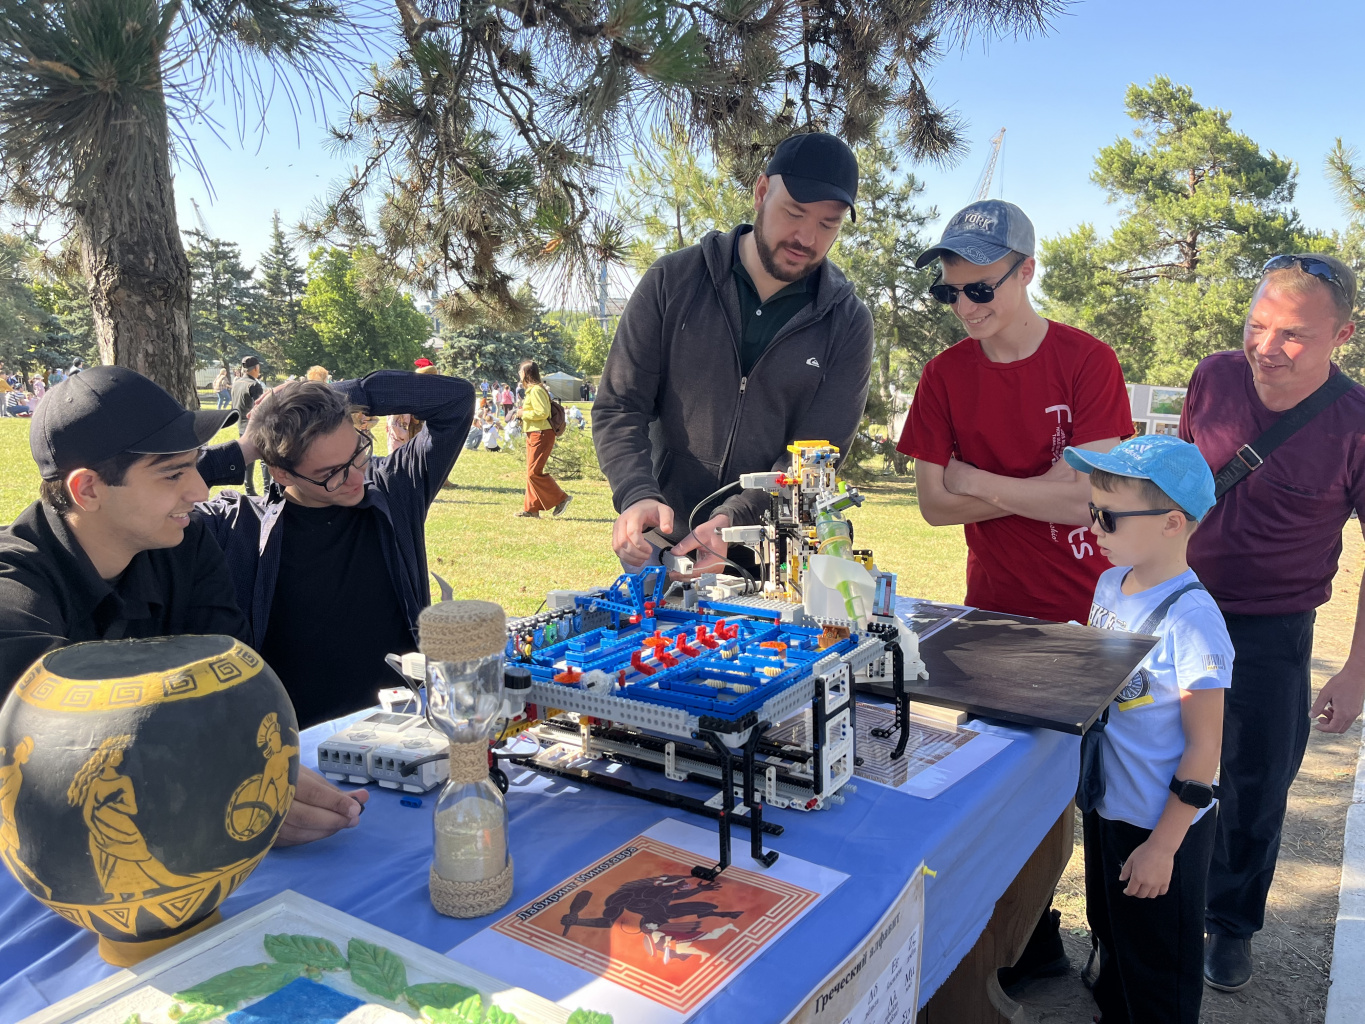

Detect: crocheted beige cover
430,857,514,918
418,599,506,662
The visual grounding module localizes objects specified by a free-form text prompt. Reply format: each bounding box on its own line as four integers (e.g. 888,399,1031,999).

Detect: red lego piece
696,625,719,649
631,649,656,676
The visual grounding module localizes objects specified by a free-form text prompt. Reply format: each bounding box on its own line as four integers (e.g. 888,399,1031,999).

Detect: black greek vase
0,635,298,965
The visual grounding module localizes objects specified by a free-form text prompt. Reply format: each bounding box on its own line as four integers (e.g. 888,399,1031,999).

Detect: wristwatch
1169,777,1217,809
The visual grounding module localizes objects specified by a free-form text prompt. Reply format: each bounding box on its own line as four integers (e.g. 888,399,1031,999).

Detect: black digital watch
1168,777,1217,809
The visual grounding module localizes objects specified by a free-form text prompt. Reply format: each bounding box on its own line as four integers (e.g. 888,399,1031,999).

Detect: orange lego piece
553,667,582,684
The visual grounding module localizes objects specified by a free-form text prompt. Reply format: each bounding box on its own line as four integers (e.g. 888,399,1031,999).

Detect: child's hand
1119,839,1174,898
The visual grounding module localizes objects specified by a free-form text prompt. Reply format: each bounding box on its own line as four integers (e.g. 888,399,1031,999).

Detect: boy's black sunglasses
1088,502,1175,534
1262,255,1350,299
929,253,1027,305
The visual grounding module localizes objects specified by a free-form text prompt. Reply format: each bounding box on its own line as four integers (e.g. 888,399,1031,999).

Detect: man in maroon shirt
898,200,1132,986
1180,254,1364,992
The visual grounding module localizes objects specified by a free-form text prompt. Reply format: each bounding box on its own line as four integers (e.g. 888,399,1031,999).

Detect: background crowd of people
0,359,85,417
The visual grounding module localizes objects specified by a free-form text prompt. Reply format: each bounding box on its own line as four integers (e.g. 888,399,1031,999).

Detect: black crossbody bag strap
1214,372,1356,499
1077,581,1208,814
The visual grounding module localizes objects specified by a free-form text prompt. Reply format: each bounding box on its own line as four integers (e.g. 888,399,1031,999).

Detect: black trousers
1205,610,1315,939
238,425,258,495
1084,808,1216,1024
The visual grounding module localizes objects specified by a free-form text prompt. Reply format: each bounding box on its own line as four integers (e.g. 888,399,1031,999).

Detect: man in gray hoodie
593,133,874,571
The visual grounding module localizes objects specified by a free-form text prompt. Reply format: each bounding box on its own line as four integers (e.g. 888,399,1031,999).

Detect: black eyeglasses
929,253,1027,305
284,432,373,491
1263,255,1352,300
1088,502,1176,534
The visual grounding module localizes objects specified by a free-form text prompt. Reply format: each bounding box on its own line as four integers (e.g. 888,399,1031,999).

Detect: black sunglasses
284,431,373,491
1088,502,1176,534
929,253,1027,305
1262,255,1351,300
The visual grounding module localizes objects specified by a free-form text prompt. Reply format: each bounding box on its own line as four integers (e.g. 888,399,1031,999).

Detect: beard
753,205,822,283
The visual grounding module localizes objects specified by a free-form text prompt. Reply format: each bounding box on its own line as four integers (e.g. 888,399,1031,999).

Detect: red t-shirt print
897,321,1133,623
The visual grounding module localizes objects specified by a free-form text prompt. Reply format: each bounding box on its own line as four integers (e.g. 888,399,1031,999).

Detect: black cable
688,480,743,531
682,534,756,582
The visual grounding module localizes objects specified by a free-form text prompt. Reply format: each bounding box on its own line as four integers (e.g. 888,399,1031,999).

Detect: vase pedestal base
98,909,223,967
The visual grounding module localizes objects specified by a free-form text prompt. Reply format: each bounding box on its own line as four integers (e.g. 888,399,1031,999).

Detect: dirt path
1016,527,1364,1023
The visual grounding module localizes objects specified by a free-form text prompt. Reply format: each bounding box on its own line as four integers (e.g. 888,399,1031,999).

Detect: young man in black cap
0,366,369,845
231,356,265,496
594,132,872,570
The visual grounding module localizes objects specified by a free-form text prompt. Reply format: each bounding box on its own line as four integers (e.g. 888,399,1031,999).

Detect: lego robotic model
500,441,927,878
320,442,929,879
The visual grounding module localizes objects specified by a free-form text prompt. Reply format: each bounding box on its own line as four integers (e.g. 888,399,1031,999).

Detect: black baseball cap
30,366,238,480
766,133,859,222
241,355,260,369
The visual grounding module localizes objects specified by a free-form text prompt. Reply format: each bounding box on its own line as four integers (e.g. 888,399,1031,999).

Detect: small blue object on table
0,706,1076,1023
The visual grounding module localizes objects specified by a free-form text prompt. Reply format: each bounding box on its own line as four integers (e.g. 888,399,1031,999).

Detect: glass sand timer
419,599,514,917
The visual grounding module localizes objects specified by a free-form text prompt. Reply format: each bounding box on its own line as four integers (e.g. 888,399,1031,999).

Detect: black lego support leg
869,634,911,758
692,730,734,881
742,727,779,868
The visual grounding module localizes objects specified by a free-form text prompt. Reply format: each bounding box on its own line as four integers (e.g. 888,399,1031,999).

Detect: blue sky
173,0,1363,274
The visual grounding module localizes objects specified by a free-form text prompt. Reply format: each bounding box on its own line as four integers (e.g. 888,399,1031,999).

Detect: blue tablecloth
0,711,1077,1024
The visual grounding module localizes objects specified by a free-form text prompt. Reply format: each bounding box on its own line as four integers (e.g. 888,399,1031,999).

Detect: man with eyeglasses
1179,253,1365,991
896,200,1133,985
195,371,475,728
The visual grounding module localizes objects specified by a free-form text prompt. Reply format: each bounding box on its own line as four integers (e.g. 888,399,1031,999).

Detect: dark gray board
857,610,1159,735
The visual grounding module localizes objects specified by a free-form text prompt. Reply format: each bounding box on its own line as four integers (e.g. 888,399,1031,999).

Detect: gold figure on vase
225,713,299,841
68,736,197,900
0,737,50,898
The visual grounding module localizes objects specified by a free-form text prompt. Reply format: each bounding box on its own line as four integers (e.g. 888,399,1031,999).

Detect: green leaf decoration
168,1004,226,1024
347,938,409,1001
264,933,349,971
566,1010,614,1024
420,995,484,1024
404,982,480,1011
483,1006,522,1024
173,962,303,1011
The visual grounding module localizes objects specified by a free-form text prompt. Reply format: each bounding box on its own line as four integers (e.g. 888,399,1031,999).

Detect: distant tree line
1039,77,1365,385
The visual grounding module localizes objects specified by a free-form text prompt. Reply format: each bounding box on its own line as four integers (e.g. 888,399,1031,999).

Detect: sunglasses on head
1262,255,1350,299
1088,502,1177,534
929,253,1027,306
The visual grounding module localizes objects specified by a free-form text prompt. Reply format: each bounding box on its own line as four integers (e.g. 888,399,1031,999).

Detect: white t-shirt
1087,566,1234,830
482,422,500,448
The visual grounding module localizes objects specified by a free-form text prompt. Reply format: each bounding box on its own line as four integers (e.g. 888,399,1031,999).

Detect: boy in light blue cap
1062,434,1233,1023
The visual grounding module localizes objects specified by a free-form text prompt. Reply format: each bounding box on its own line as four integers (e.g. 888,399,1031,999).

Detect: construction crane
970,128,1006,203
190,198,213,238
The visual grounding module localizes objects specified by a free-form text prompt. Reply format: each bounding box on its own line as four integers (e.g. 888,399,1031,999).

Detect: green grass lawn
0,415,968,616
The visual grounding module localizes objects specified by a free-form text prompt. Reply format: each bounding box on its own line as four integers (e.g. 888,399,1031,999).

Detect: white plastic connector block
721,525,766,546
739,471,784,490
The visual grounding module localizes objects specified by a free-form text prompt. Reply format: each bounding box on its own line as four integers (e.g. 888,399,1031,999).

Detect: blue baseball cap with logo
1063,435,1216,521
915,199,1035,268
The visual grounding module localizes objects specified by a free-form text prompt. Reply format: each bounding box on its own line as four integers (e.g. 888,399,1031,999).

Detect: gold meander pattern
15,641,264,713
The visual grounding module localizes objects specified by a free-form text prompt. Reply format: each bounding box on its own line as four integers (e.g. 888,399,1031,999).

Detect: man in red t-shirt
896,201,1132,985
897,201,1132,624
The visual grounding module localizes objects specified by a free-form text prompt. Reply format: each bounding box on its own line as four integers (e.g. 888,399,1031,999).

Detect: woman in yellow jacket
514,360,571,518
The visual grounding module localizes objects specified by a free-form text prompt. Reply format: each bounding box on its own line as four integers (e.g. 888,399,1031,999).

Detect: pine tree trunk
71,89,198,408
